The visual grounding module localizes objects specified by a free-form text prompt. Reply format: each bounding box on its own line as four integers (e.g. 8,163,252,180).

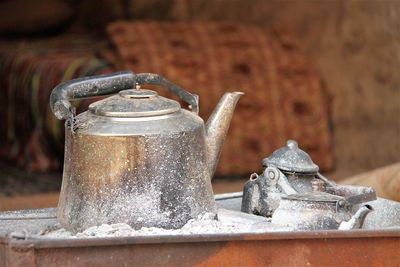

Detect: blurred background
0,0,399,210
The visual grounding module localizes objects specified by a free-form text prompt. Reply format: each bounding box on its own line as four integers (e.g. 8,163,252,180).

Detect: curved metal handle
50,71,199,122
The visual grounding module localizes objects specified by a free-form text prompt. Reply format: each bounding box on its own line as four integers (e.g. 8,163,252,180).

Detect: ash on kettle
50,71,243,232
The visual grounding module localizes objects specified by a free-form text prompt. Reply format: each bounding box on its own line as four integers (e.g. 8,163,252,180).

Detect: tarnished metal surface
89,88,182,117
271,192,373,230
205,92,244,178
338,205,373,230
262,140,319,173
59,109,217,232
0,208,57,236
363,198,400,229
220,192,400,230
242,140,376,229
1,230,399,267
51,71,243,232
50,71,200,122
0,196,399,266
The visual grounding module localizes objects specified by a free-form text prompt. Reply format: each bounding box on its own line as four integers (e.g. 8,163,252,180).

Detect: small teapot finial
287,140,298,149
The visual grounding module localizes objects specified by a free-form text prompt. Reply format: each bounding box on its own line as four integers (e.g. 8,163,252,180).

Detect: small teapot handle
50,71,199,122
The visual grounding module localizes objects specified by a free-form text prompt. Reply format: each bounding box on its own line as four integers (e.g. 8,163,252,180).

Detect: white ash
43,212,272,238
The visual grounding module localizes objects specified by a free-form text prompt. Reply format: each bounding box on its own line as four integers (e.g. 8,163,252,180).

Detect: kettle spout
205,92,244,179
339,205,373,230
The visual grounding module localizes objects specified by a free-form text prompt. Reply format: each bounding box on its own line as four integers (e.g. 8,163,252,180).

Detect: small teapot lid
263,140,319,173
88,87,181,118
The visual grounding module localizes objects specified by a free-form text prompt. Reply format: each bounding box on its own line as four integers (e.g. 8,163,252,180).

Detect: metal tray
1,193,399,267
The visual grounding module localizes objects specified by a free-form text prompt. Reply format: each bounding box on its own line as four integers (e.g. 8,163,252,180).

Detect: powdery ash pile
44,213,255,238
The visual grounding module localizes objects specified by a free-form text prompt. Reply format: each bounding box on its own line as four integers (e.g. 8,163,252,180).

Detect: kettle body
271,193,351,230
51,71,243,232
271,192,373,230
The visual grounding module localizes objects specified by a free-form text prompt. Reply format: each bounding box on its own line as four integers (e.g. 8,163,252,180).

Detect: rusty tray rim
1,228,399,249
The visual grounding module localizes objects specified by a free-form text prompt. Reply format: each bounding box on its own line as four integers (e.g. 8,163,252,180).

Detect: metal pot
242,140,376,219
271,192,373,230
50,71,243,232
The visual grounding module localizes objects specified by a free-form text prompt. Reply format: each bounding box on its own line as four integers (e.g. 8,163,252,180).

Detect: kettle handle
50,71,199,122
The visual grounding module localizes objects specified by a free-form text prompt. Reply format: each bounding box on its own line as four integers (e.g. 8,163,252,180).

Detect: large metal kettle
50,71,243,232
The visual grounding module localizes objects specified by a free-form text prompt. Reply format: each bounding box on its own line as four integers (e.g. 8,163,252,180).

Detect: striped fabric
0,43,112,172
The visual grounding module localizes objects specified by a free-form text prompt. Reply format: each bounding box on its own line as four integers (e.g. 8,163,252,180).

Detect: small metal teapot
50,71,243,232
242,140,324,217
271,192,373,230
242,140,376,223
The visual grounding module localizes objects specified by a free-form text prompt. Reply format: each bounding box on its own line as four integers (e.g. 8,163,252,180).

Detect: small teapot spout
205,92,244,179
339,205,373,230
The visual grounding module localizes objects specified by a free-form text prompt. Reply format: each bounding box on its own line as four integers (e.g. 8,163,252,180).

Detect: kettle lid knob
287,140,298,150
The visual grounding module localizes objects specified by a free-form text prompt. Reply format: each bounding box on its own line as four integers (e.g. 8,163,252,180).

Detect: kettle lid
263,140,319,173
88,88,181,117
